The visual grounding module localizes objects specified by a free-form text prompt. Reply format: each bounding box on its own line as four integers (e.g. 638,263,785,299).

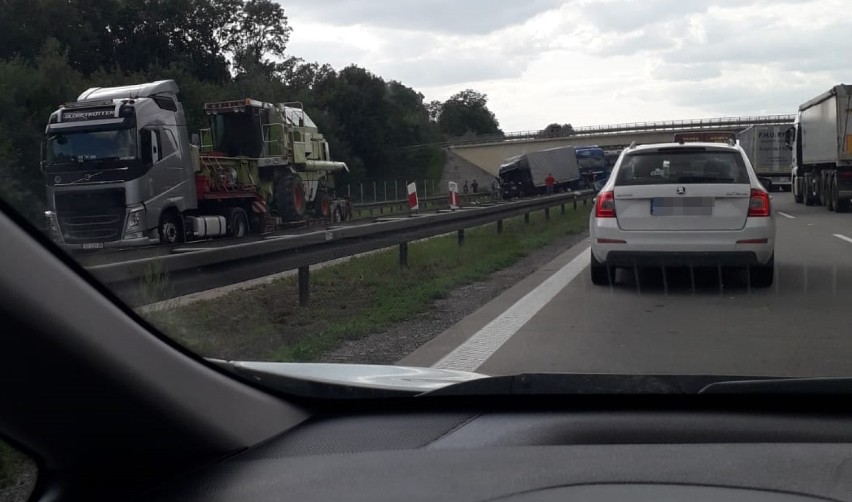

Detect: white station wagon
589,141,776,287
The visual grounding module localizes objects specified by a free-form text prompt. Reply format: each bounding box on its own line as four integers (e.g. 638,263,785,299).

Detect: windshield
616,150,749,185
45,129,136,168
2,0,852,407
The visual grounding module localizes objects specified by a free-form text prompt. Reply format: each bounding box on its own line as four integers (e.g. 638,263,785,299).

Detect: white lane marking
432,246,591,372
834,234,852,244
777,211,796,219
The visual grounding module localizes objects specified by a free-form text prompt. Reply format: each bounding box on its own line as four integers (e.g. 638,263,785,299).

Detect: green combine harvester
198,99,352,230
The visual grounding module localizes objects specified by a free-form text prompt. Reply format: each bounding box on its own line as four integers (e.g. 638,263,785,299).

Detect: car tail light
595,190,616,218
748,188,770,217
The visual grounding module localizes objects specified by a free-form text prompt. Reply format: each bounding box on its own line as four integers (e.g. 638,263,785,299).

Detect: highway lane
403,193,852,378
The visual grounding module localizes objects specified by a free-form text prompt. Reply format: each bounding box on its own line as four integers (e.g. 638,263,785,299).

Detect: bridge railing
398,114,796,150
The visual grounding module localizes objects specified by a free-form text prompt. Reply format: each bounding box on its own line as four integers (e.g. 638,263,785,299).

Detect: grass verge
142,204,589,362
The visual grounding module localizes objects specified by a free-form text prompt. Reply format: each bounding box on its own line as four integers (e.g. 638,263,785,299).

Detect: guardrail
92,190,595,306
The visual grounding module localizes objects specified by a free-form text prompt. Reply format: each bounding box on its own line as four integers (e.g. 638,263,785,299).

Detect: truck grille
54,189,126,243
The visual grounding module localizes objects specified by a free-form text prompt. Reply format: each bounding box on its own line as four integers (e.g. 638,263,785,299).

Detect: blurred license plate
81,242,104,250
651,197,714,216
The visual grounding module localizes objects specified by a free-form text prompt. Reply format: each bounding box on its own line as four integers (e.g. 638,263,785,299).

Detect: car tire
749,256,774,288
590,253,612,286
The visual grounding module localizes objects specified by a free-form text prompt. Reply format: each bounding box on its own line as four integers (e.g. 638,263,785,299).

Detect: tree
226,0,292,76
436,89,501,137
542,123,574,138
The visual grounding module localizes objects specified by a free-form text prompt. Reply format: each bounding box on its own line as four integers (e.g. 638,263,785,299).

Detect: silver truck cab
43,80,196,249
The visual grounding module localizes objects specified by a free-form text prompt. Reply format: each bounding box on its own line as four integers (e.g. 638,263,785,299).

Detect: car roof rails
628,141,637,149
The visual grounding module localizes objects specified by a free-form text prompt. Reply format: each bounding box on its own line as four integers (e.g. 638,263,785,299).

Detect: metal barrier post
399,242,408,268
561,203,565,215
573,195,577,210
545,207,550,221
298,266,310,306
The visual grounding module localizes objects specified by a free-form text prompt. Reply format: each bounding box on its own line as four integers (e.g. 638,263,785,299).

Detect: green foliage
435,89,502,137
0,2,509,227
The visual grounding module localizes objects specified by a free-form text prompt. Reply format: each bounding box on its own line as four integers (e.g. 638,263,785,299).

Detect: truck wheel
159,210,185,245
793,177,803,203
590,253,613,286
316,191,332,218
804,175,815,206
344,204,353,221
333,207,343,223
828,179,836,212
819,176,828,207
749,256,774,288
227,207,249,237
836,182,850,213
274,174,306,221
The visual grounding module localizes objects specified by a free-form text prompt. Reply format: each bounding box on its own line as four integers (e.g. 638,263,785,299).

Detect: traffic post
448,181,460,210
407,182,419,212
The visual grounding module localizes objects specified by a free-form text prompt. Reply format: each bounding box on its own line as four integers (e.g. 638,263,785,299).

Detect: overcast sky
279,0,852,132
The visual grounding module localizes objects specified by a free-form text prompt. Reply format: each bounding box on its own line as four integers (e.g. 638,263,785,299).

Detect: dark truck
499,146,580,198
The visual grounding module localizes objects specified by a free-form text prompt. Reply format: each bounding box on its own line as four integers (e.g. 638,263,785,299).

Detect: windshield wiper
421,373,773,396
699,377,852,394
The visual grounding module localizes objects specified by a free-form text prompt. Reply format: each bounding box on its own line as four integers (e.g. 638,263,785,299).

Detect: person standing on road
471,179,479,193
545,173,556,194
491,178,499,201
463,180,470,194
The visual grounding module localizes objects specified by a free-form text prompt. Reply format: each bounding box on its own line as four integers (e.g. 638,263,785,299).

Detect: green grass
142,205,588,362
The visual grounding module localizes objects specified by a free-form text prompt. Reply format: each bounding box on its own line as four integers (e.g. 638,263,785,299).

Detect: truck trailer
789,84,852,211
738,125,792,192
42,80,351,249
498,146,580,198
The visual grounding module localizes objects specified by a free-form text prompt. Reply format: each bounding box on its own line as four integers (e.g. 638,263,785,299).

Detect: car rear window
615,149,749,186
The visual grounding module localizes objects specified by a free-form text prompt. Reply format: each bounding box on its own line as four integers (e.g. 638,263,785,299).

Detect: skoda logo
54,176,61,184
676,186,686,195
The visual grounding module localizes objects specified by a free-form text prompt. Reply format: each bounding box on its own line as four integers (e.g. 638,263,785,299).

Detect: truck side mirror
784,127,795,150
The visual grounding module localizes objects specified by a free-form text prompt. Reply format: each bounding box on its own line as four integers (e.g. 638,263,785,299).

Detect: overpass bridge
437,115,795,177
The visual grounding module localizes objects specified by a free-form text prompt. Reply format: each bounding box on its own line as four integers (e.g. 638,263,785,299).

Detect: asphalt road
402,192,852,378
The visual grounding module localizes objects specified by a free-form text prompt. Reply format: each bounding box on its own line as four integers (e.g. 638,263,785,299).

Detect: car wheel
749,256,774,288
590,253,612,286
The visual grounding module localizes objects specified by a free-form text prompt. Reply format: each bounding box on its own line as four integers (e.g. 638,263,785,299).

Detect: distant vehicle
575,146,608,190
42,80,351,250
589,141,775,287
788,84,852,211
498,146,580,198
738,125,792,192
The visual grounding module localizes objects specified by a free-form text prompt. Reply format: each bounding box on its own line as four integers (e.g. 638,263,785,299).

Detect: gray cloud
653,63,722,81
281,0,564,34
374,54,523,87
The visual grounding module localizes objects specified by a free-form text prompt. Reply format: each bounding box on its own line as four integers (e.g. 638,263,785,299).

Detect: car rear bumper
590,216,775,266
602,251,761,267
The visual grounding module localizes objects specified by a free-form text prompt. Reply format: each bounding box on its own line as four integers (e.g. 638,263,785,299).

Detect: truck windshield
45,129,136,169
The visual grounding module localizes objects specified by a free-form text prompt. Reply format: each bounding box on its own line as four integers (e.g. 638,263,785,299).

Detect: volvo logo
54,176,61,184
676,186,686,195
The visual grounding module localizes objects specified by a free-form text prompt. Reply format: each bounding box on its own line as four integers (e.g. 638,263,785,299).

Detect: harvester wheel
274,174,306,221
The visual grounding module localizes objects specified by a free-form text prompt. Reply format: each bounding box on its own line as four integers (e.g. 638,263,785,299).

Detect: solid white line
777,211,796,219
834,234,852,244
432,246,591,372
